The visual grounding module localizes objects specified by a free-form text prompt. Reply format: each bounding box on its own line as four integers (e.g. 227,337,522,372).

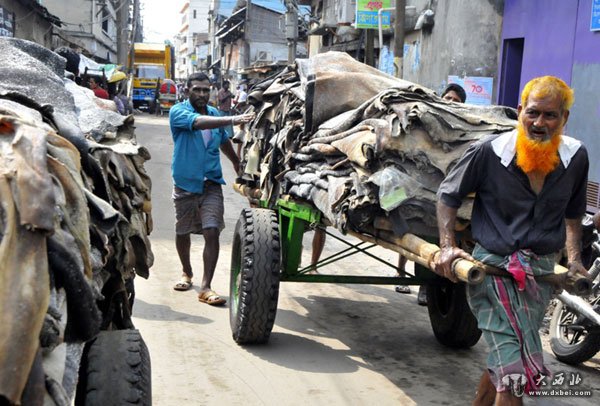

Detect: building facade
175,0,211,79
43,0,124,63
304,0,504,99
211,0,309,84
0,0,61,49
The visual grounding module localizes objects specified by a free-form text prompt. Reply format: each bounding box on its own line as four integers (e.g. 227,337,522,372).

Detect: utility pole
242,0,252,69
285,0,298,63
365,30,374,67
394,0,405,78
126,0,139,97
116,0,131,66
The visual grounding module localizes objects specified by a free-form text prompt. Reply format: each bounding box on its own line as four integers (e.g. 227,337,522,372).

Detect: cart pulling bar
371,217,591,295
233,182,262,199
347,228,485,284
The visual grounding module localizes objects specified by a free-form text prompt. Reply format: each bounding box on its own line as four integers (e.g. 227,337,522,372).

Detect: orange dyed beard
515,126,561,175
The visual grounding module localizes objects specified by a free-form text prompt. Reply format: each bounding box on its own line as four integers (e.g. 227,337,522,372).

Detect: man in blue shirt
170,72,254,305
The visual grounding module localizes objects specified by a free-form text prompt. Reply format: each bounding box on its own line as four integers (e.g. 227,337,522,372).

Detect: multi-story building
207,0,236,77
304,0,504,99
210,0,309,83
0,0,62,49
175,0,210,79
43,0,126,63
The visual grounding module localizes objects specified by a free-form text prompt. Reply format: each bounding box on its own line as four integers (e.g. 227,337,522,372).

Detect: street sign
592,0,600,31
355,0,392,29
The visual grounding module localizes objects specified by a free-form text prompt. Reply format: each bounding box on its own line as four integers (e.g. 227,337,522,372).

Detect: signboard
448,75,494,106
592,0,600,31
356,0,392,29
0,6,15,38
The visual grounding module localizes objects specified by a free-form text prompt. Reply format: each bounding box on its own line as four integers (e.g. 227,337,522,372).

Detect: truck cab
131,43,174,111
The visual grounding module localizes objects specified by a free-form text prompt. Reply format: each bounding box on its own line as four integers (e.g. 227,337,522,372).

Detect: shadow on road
273,293,488,403
133,298,212,324
242,331,360,374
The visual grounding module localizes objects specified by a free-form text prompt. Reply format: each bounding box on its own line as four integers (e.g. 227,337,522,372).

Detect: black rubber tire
75,329,151,406
549,300,600,365
427,280,482,348
230,208,281,344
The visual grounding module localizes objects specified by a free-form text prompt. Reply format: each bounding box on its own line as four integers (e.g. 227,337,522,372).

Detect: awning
208,59,221,70
308,24,335,36
216,20,244,42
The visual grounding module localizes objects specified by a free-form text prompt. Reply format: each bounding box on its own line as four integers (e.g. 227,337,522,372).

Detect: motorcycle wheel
549,299,600,365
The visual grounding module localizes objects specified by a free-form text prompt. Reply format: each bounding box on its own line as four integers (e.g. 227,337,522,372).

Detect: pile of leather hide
239,51,517,237
0,38,153,405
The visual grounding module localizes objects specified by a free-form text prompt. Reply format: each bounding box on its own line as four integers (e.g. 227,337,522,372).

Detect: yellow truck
130,43,174,110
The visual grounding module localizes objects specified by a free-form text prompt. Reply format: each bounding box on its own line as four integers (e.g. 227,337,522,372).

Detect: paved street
132,114,600,405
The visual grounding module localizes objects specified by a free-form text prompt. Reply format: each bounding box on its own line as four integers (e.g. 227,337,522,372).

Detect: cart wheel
75,329,151,406
230,208,281,344
427,280,481,348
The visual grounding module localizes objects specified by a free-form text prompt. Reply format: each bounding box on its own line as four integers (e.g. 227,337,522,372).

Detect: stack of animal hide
239,52,517,237
0,38,153,404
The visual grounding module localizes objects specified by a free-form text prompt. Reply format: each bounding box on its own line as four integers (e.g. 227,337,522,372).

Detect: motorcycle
549,215,600,364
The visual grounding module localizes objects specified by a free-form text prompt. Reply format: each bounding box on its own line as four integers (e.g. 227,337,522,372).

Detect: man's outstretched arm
192,112,254,130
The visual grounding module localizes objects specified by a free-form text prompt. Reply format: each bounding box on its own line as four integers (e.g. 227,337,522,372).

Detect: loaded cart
227,52,590,348
0,39,153,405
229,190,484,348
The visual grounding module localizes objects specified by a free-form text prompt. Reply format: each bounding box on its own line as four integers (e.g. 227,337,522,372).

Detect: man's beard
515,125,561,175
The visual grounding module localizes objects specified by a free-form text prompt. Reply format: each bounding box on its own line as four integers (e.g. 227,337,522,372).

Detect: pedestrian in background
218,80,233,136
88,77,109,99
209,82,219,107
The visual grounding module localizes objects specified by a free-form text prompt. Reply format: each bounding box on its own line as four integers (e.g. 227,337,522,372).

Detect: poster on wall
448,75,494,106
0,6,16,38
355,0,392,29
592,0,600,31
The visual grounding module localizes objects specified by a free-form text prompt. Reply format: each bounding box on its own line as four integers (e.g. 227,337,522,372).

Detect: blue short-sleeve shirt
169,100,230,194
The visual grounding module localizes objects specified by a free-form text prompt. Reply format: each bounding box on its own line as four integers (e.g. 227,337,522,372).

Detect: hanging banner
0,6,15,38
356,0,392,29
592,0,600,31
448,75,494,106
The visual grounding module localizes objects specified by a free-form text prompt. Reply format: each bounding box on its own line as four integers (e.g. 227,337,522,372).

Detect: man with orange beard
435,76,589,405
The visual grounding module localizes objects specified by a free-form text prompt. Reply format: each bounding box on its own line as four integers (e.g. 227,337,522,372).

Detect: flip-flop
198,290,226,306
173,275,193,291
395,285,412,294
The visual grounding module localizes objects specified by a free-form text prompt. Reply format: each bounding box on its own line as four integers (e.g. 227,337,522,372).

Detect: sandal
173,275,193,291
198,289,226,306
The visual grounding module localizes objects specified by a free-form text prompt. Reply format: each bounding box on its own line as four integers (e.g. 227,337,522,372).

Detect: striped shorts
172,182,224,235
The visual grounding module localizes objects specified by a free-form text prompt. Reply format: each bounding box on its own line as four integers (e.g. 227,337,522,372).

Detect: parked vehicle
550,216,600,365
130,43,174,111
155,78,178,116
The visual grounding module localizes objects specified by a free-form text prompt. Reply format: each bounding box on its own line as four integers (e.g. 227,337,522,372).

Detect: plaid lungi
467,244,557,393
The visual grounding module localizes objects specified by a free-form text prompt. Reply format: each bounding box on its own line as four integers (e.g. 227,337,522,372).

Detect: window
101,7,109,33
135,65,166,79
193,10,197,19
